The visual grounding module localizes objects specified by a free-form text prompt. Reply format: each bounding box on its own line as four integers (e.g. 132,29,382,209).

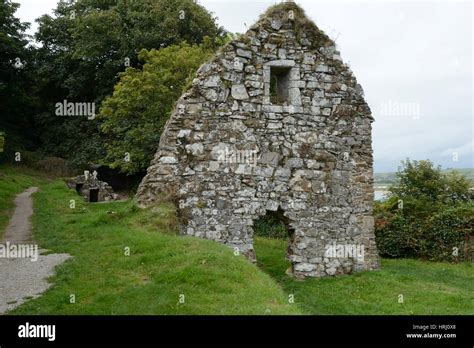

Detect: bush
374,211,415,258
424,205,473,262
375,202,473,261
254,213,289,239
33,157,75,177
375,160,473,262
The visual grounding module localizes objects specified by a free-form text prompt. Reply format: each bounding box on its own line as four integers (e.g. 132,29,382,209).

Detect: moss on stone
259,2,333,49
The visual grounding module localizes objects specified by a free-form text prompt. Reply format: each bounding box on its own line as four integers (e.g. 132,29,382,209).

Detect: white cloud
440,140,474,157
16,0,58,37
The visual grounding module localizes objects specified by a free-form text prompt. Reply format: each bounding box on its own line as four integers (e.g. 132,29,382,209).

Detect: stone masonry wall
136,3,380,278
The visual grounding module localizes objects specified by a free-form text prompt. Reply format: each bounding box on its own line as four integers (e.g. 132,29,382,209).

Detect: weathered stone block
231,84,250,100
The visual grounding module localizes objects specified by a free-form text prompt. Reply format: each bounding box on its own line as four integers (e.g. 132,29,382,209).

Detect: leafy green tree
98,42,214,174
390,159,444,201
33,0,224,169
375,159,473,261
0,1,39,161
443,170,472,204
390,159,472,204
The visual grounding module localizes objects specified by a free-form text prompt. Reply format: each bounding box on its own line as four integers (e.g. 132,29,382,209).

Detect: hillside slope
3,167,472,315
8,178,299,315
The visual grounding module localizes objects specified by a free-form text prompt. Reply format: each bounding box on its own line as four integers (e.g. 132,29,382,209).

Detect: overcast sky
15,0,473,172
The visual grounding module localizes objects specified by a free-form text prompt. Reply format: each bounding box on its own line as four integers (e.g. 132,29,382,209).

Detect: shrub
253,212,290,239
375,159,473,262
423,205,473,262
375,203,473,261
33,157,75,177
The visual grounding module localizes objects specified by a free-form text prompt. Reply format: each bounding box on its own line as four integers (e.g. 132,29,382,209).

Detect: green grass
4,166,473,315
9,179,299,315
254,237,474,315
0,165,49,239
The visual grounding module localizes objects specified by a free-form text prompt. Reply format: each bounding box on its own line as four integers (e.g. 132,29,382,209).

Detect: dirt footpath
0,187,70,314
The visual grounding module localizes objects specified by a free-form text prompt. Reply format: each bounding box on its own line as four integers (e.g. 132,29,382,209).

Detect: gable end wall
136,6,380,278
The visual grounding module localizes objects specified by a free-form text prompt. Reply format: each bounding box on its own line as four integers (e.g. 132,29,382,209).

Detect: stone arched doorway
253,207,296,275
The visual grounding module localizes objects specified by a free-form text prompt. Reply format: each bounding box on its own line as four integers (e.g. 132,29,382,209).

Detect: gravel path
2,187,38,244
0,187,70,314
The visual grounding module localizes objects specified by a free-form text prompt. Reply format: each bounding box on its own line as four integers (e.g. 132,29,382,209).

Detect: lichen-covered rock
136,2,380,278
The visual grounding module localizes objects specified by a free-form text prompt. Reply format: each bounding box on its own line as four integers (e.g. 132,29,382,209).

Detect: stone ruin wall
136,5,380,278
68,173,117,203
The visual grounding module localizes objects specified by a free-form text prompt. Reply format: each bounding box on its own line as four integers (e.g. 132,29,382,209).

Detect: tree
0,0,38,162
390,159,471,204
33,0,225,169
375,159,473,261
98,42,214,174
443,170,473,204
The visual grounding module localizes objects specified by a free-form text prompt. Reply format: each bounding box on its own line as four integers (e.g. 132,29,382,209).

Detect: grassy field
0,165,49,239
2,166,473,315
8,179,299,315
255,238,473,315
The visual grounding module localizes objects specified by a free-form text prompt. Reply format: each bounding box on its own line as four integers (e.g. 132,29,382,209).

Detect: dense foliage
375,160,473,262
254,210,291,239
98,42,214,174
2,0,224,169
0,131,4,153
0,0,39,161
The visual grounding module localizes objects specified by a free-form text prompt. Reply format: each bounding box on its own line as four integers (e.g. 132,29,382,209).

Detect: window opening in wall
270,67,291,105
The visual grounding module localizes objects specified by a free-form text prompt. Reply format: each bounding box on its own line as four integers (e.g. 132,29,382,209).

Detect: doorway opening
89,189,99,203
75,183,83,194
253,207,296,274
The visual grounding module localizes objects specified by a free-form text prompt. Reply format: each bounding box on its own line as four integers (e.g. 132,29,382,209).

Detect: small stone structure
136,2,380,278
70,171,117,203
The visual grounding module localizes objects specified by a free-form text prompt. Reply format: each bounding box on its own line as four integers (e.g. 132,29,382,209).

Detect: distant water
374,191,388,201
